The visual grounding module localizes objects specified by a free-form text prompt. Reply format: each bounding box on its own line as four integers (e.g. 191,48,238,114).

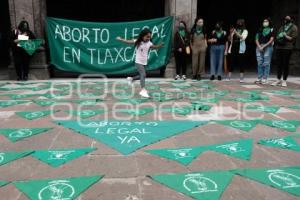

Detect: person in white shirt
117,28,163,98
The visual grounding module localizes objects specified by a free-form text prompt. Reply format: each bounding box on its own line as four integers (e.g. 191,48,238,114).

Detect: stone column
8,0,49,80
164,0,197,78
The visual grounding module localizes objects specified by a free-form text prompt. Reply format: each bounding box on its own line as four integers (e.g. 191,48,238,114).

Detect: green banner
19,39,43,56
234,166,300,197
0,128,52,142
215,120,258,132
55,120,207,155
0,151,33,166
46,17,173,74
150,170,234,200
31,147,96,167
13,175,103,200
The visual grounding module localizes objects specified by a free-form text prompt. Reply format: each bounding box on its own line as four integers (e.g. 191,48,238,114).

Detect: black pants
227,53,246,73
13,48,30,80
175,52,187,75
276,49,292,81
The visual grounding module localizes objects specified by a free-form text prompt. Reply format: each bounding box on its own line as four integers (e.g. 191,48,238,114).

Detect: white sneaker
239,79,244,83
271,80,282,86
174,75,180,80
261,79,268,85
225,77,230,81
139,89,150,98
127,77,133,85
182,75,187,80
281,81,287,87
254,79,262,84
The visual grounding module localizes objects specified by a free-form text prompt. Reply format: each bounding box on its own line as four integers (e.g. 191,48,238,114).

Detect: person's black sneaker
192,75,197,80
217,76,222,81
210,75,215,81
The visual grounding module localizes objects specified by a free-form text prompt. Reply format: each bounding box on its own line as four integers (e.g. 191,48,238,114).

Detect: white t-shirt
135,41,153,65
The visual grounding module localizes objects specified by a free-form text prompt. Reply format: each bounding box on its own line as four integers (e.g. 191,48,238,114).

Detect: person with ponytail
117,28,163,98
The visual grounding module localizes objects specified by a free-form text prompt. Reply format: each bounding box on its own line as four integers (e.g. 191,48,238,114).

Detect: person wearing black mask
272,15,298,87
11,20,35,81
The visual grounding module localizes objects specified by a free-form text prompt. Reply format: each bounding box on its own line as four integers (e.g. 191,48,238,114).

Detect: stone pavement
0,76,299,200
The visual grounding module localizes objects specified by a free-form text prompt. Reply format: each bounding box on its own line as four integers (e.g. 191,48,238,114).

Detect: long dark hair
18,20,30,33
134,28,152,48
191,17,206,35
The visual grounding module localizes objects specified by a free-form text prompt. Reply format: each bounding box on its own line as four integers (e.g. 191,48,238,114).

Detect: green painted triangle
209,139,253,160
288,105,300,110
258,135,300,152
120,98,149,105
0,151,33,166
66,109,105,119
0,181,9,188
215,120,258,132
116,107,154,116
259,120,300,132
31,147,96,167
18,39,43,55
160,106,193,116
191,102,212,111
55,120,207,155
33,100,57,107
234,166,300,197
145,146,207,165
0,100,30,108
13,175,103,200
246,105,280,113
0,128,52,142
150,170,234,200
16,110,59,120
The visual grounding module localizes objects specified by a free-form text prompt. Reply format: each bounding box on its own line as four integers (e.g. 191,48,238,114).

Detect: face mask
179,25,185,30
263,22,269,27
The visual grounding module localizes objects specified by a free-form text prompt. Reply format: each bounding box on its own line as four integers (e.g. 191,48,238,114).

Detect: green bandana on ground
209,139,253,160
160,106,193,116
226,97,256,103
66,109,105,119
264,90,293,96
191,102,212,111
33,100,57,107
0,100,30,108
7,93,39,100
288,105,300,110
0,128,52,142
234,166,300,197
192,97,220,104
151,92,183,102
31,85,51,91
258,135,300,152
0,151,33,166
250,94,269,101
13,175,103,200
150,170,234,200
259,120,300,132
42,92,69,99
31,147,96,167
116,107,154,116
172,83,193,89
16,110,59,120
0,181,9,188
68,99,100,105
145,85,160,90
47,17,173,74
209,90,229,97
194,83,215,89
236,90,261,95
18,39,43,55
215,120,258,132
145,146,206,165
120,98,149,105
246,105,280,113
55,120,207,155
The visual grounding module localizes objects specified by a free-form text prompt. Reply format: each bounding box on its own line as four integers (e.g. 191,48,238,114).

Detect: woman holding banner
117,28,163,98
11,20,35,81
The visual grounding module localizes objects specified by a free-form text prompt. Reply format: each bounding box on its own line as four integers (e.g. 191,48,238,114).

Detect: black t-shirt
210,30,227,45
256,28,274,44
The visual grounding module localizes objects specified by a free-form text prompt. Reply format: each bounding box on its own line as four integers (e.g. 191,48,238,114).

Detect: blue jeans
256,45,273,80
210,45,225,76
